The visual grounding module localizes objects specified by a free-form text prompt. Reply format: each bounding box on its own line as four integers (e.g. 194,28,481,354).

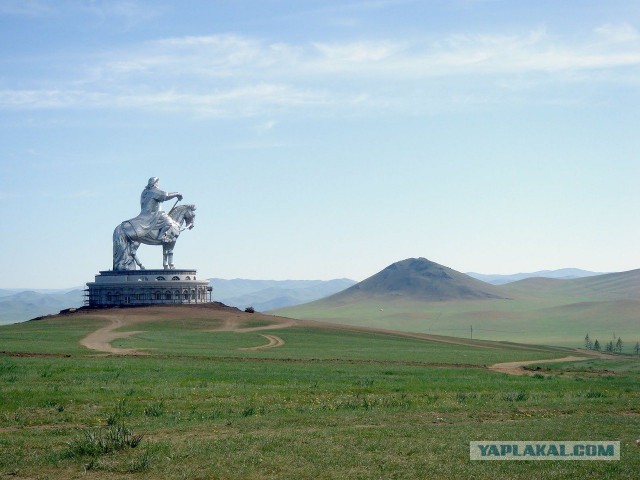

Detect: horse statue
113,204,196,270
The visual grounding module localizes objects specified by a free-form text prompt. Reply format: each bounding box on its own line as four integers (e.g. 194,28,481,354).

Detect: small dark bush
245,306,255,313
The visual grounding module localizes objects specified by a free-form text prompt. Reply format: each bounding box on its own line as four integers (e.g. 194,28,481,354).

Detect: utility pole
470,325,473,340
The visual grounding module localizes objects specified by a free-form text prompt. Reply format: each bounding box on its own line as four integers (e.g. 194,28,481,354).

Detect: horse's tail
113,223,132,270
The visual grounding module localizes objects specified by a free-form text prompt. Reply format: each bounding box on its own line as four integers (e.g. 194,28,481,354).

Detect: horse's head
184,204,196,229
170,204,196,229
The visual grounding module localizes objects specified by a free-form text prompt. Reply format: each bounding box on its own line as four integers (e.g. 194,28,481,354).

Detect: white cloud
594,23,640,44
256,120,278,135
94,28,638,85
0,84,332,117
95,35,299,80
0,89,94,109
3,26,640,117
313,41,402,62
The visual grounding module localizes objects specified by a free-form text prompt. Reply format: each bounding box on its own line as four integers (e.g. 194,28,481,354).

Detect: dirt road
240,334,285,351
210,316,296,333
489,355,589,375
79,315,147,355
78,305,295,354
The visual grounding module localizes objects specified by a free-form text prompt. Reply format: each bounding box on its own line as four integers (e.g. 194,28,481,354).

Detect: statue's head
147,177,159,189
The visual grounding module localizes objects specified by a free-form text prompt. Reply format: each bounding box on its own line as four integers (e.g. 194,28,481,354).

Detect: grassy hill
1,304,638,478
501,269,640,301
330,257,506,302
274,259,640,348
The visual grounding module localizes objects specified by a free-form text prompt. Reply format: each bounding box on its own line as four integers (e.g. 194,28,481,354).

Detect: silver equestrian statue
113,177,196,270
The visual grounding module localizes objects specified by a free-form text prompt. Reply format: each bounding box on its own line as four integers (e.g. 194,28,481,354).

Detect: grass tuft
502,391,528,402
577,390,607,398
144,400,165,417
129,450,152,473
107,399,132,425
63,421,143,459
456,392,478,403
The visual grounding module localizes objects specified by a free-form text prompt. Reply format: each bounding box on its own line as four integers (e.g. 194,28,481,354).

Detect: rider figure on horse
131,177,183,243
113,177,195,271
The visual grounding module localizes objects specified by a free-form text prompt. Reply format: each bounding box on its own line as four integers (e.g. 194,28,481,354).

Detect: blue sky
1,0,639,288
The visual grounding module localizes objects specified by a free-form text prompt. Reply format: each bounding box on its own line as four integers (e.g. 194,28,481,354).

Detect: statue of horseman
113,177,196,271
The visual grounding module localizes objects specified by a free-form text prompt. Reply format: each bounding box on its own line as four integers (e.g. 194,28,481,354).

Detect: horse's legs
163,245,169,270
131,242,144,269
166,249,174,269
164,242,175,269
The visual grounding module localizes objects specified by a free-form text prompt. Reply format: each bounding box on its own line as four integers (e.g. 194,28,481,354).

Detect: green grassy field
275,297,640,349
1,309,639,479
113,324,569,365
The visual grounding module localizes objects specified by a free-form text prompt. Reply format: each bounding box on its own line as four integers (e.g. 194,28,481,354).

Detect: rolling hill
501,268,640,301
209,278,356,311
274,258,640,348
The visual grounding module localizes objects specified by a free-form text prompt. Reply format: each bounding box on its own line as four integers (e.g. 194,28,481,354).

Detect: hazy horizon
0,263,622,291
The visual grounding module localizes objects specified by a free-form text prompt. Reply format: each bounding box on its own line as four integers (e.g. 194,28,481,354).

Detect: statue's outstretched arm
165,192,183,201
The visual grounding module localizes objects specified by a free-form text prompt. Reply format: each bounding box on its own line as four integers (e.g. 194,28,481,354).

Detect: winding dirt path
210,316,296,333
78,306,294,354
79,316,148,355
489,355,589,376
240,334,285,351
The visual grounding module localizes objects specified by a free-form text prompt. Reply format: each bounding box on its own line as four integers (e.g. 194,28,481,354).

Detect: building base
86,269,212,307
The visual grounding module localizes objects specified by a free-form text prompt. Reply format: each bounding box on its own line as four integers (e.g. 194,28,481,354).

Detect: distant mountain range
0,289,85,325
0,278,357,324
209,278,357,311
466,268,604,285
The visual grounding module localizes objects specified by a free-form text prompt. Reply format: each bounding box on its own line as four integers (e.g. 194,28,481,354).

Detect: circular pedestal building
86,269,211,307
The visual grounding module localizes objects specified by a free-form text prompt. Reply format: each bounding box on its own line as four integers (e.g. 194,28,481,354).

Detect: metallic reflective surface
112,178,196,271
86,269,211,306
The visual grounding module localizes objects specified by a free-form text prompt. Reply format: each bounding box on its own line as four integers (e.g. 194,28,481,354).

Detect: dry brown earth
488,355,590,375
